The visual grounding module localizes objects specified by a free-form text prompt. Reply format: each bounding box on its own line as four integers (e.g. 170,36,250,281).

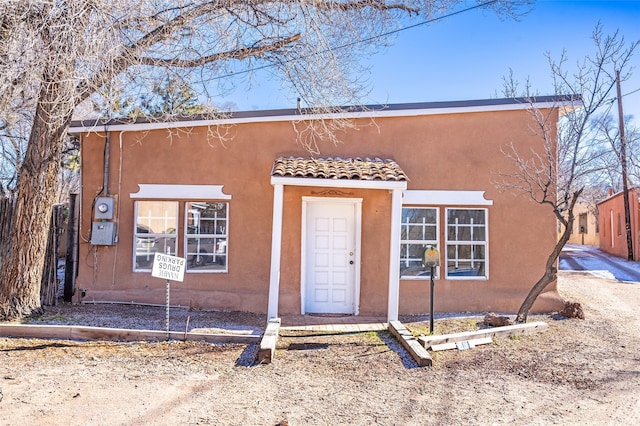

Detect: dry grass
1,271,639,425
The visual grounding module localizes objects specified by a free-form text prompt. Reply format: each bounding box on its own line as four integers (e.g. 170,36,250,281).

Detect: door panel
305,201,357,314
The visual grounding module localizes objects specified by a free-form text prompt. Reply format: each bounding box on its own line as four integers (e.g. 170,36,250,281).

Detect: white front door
303,198,361,314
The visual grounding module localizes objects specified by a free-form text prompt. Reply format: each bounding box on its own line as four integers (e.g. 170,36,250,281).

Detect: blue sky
224,0,640,120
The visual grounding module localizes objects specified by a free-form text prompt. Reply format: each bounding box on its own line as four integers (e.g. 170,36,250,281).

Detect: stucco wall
564,203,599,246
77,107,564,315
598,189,640,260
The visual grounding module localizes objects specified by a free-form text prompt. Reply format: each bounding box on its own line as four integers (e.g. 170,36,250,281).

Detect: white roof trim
69,99,577,134
403,190,493,206
130,184,231,200
270,176,407,191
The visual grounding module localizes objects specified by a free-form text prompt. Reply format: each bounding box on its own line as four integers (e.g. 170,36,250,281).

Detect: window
185,201,228,272
133,200,228,273
446,209,487,279
579,213,588,234
134,201,178,270
400,207,439,278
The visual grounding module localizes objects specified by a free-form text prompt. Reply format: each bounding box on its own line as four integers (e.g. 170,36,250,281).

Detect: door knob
349,260,354,265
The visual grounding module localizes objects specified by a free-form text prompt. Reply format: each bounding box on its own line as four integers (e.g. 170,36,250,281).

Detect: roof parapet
69,95,582,134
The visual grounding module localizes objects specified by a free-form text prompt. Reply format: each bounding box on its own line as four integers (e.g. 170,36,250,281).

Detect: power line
623,87,640,97
605,87,640,108
211,0,500,82
316,0,501,53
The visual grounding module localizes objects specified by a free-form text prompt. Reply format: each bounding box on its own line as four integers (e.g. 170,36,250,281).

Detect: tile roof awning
268,156,407,321
271,157,408,182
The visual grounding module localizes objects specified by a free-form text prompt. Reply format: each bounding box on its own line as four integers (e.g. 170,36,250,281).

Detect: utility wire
605,87,640,107
623,87,640,97
207,1,640,109
211,0,500,81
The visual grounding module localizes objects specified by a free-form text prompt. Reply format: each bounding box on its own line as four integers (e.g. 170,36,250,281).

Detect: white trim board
267,184,284,319
130,184,231,200
403,190,493,206
271,176,407,191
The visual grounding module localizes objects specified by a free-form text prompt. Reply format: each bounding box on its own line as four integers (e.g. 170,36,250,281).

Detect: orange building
597,188,640,260
69,97,570,321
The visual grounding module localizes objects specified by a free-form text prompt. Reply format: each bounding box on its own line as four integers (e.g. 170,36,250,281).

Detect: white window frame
400,207,440,280
133,201,179,272
184,201,229,273
445,208,488,280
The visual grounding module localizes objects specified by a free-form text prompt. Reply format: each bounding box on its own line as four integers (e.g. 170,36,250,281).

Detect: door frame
269,176,406,321
300,196,362,315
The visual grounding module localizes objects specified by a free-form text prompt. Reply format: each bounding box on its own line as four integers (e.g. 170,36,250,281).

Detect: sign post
152,253,186,339
423,245,440,335
165,279,170,338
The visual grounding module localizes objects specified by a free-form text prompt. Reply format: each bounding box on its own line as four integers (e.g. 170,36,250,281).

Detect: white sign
152,253,186,282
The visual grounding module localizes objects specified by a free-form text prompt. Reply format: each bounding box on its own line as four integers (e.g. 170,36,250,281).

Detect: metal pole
429,265,435,334
616,69,634,261
166,279,170,340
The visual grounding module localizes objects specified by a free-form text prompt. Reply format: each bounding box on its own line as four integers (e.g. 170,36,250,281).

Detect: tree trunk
515,190,582,323
514,264,558,324
0,87,71,321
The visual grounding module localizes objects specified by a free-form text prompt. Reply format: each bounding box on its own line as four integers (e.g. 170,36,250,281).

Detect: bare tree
0,127,26,194
2,113,79,201
0,90,36,195
0,1,527,320
88,76,218,118
626,126,640,184
496,24,638,323
591,112,640,189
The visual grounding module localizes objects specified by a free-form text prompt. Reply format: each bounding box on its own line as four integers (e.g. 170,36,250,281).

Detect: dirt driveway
1,271,639,425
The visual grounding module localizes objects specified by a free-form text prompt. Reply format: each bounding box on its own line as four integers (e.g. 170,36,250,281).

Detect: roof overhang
68,95,582,134
596,187,640,206
270,157,408,190
270,176,407,191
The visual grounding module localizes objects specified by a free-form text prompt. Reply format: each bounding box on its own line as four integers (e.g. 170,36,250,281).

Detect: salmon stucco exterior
597,188,640,260
69,97,571,321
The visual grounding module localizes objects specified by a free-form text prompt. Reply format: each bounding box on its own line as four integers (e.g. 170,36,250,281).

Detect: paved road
559,244,640,283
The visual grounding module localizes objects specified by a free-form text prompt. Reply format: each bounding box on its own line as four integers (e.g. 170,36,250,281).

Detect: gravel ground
21,303,267,335
1,270,639,425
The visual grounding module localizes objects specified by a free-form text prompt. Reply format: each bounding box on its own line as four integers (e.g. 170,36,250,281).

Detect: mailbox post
423,245,440,334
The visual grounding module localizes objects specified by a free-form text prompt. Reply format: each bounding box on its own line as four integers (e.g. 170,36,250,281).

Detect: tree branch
138,33,301,67
317,1,420,14
76,2,226,101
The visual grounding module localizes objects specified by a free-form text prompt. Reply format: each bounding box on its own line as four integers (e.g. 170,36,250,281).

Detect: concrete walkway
560,244,640,282
279,315,387,332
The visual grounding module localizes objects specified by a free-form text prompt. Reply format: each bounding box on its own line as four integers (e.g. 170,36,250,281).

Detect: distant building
564,203,599,246
597,188,640,259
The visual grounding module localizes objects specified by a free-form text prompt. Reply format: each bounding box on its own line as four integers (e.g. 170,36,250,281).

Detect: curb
0,324,261,344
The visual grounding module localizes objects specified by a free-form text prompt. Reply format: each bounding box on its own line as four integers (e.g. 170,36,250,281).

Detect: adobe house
68,97,570,321
563,202,599,246
597,188,640,259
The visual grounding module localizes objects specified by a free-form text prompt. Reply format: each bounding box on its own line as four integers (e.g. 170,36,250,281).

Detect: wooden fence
0,195,68,306
0,195,16,252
